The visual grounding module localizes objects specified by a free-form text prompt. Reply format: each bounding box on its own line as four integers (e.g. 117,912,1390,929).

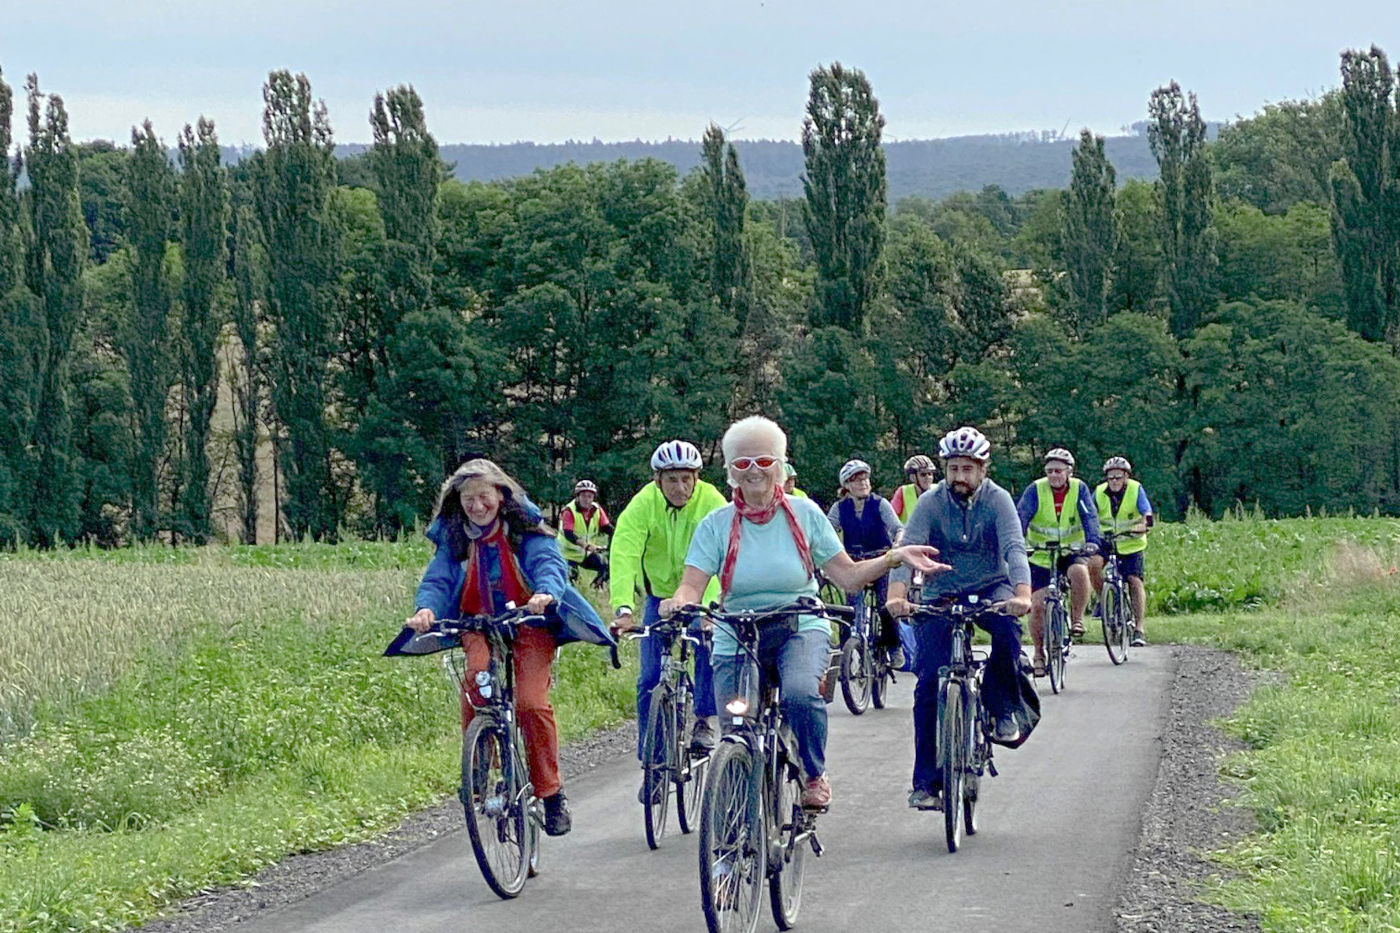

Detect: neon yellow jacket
609,479,726,612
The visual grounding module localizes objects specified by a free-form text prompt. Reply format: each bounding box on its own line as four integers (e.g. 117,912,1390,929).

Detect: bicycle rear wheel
641,683,675,849
940,678,966,853
768,748,808,929
676,678,704,835
1102,582,1129,665
461,717,531,898
839,634,871,715
700,742,765,933
1044,601,1066,694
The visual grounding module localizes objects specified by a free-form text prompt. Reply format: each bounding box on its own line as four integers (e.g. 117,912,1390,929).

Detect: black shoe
689,717,718,752
542,791,572,836
993,714,1020,744
1131,631,1147,648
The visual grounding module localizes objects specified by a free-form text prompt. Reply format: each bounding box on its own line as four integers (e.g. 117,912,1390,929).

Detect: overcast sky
1,1,1391,147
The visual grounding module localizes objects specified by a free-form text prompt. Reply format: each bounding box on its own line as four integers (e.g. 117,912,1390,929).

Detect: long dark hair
431,459,555,561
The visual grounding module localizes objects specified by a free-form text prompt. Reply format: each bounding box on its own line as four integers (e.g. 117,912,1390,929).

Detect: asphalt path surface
239,644,1173,933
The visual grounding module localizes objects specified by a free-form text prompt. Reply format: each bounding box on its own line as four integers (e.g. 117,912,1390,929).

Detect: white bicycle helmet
650,439,703,472
938,427,991,462
903,454,935,474
1044,448,1075,468
1102,456,1133,475
838,459,872,485
573,479,598,494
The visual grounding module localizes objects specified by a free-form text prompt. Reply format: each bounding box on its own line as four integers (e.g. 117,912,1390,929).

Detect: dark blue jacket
413,497,614,649
836,494,895,556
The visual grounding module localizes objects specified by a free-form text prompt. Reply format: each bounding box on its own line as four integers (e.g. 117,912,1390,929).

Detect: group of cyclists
402,419,1154,839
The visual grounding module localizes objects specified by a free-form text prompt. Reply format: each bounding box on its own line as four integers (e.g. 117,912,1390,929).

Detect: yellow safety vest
895,483,919,524
1094,480,1147,555
558,500,606,562
1024,477,1087,568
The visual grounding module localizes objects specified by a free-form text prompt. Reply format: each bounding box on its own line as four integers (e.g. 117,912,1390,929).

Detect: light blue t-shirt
685,496,845,656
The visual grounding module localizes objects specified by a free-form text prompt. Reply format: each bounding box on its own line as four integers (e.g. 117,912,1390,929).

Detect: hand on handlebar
1000,595,1032,617
611,608,636,633
526,593,554,615
885,597,915,618
406,607,436,633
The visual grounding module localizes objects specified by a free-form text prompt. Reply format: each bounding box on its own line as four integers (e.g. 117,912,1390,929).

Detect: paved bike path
238,646,1173,933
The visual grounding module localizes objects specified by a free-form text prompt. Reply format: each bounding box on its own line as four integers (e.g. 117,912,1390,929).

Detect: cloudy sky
1,1,1391,146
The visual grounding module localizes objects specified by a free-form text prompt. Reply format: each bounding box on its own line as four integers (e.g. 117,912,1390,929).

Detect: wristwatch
885,550,902,570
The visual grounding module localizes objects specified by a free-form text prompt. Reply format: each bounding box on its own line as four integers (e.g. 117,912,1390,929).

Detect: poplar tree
1148,81,1214,337
802,63,887,333
1062,129,1117,334
702,123,749,319
0,68,37,543
1328,45,1397,343
122,120,175,541
22,75,88,546
253,71,339,541
176,117,229,543
228,200,263,543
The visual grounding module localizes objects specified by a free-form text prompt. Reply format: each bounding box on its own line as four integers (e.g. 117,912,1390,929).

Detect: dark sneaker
907,788,942,810
888,645,906,671
637,779,664,805
542,791,572,836
689,717,718,752
993,714,1020,744
1131,631,1147,648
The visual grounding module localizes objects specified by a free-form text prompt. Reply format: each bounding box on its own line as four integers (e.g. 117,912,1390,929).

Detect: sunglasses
916,471,935,478
729,456,780,470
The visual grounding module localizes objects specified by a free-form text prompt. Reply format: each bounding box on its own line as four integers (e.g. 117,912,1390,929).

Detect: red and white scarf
718,484,813,601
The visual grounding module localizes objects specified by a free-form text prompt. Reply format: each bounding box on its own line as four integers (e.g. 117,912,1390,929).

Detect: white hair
721,415,789,463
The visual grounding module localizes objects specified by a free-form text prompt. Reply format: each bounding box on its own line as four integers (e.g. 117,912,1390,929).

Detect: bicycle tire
515,729,542,878
1044,600,1066,694
641,683,675,850
1102,582,1129,665
940,678,966,852
839,635,871,715
962,685,981,837
461,717,531,898
871,648,890,709
768,747,807,929
699,742,765,933
676,677,702,835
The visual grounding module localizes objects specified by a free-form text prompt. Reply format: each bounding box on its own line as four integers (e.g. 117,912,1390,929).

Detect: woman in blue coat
405,459,614,837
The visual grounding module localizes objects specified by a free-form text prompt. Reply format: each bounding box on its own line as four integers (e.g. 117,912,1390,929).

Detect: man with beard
886,426,1032,811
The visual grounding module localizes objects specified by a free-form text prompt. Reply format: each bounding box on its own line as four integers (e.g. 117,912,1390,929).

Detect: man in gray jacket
886,426,1033,811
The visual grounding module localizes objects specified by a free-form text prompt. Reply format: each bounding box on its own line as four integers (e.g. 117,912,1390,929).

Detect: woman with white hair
404,459,615,837
663,417,947,809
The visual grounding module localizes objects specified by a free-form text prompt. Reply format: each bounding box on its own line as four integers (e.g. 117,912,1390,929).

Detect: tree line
1,46,1398,547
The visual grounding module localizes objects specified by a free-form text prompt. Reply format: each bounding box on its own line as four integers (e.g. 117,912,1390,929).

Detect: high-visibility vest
558,500,606,562
895,483,919,523
1024,477,1087,568
1095,480,1147,555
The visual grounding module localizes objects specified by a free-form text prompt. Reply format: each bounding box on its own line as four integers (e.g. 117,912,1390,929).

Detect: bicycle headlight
725,698,749,716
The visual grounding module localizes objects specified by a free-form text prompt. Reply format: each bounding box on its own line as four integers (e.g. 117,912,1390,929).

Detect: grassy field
3,515,1400,932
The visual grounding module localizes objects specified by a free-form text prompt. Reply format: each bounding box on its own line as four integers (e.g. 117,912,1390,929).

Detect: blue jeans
636,595,716,760
711,625,830,781
910,611,1022,793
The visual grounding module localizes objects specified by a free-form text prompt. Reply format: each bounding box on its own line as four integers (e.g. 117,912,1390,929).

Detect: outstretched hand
895,545,951,575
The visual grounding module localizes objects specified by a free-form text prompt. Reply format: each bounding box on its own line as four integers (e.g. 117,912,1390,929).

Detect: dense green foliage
3,49,1400,546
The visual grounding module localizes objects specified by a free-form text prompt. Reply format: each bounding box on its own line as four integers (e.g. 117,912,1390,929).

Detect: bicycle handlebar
903,597,1009,624
668,596,855,629
431,607,549,637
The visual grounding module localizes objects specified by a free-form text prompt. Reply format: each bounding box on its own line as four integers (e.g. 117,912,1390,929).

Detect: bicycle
1026,542,1085,695
1098,532,1138,666
632,618,712,850
434,608,545,900
906,597,1003,853
673,598,853,933
838,549,895,715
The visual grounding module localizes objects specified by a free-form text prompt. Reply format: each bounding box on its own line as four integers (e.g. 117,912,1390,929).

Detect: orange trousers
460,625,561,798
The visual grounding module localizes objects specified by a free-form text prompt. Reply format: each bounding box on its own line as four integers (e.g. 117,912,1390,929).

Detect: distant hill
222,126,1224,201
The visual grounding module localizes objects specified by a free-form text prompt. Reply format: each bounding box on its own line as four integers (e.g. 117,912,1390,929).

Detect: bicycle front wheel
700,742,765,933
839,635,872,715
1102,582,1129,665
768,747,808,930
461,717,531,898
641,683,676,849
1044,601,1066,694
940,678,966,853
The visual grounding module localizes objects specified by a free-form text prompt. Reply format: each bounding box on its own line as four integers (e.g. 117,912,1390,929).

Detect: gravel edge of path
138,644,1266,932
1114,644,1263,932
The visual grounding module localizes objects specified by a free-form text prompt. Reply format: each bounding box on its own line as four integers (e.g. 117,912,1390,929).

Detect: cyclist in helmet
827,458,906,661
783,462,809,499
891,454,937,523
558,479,612,589
1015,448,1103,674
609,441,728,784
1088,456,1153,647
887,426,1032,811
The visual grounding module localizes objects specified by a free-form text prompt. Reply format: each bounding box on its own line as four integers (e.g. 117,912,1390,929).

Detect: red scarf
719,484,813,601
459,523,533,616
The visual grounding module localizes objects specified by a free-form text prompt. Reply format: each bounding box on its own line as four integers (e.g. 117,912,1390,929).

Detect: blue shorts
1113,551,1145,580
1030,554,1088,591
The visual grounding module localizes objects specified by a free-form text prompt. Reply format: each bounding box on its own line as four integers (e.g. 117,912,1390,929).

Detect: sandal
1070,621,1085,638
1032,658,1047,677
